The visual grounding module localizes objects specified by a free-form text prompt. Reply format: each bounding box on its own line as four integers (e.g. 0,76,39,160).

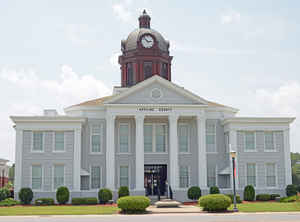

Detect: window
32,165,42,190
245,132,255,151
54,165,64,189
206,122,216,152
119,124,129,153
161,63,168,79
207,166,216,187
155,125,166,152
179,166,189,188
179,125,188,153
246,163,256,186
265,132,275,151
91,166,101,189
143,61,152,79
144,125,153,152
266,163,276,187
126,63,134,86
54,132,64,151
120,166,129,187
33,132,43,151
91,125,101,153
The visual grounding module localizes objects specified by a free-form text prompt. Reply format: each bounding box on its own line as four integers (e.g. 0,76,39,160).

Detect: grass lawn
229,202,300,212
0,205,119,216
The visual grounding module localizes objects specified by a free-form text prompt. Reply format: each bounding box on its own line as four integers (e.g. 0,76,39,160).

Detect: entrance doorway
144,164,167,196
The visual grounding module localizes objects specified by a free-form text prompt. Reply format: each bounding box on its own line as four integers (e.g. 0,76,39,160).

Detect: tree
291,153,300,186
9,164,15,184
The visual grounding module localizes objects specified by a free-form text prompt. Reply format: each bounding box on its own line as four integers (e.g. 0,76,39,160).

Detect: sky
1,0,300,163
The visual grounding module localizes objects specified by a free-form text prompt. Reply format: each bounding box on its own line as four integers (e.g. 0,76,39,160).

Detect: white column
14,128,23,196
284,128,292,185
229,130,239,188
197,115,207,189
135,115,145,191
169,114,179,189
106,114,116,190
73,127,82,191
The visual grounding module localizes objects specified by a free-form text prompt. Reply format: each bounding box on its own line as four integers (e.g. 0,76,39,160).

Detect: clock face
141,35,154,48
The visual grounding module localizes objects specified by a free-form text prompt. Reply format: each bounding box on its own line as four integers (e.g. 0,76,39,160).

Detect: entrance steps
154,199,182,208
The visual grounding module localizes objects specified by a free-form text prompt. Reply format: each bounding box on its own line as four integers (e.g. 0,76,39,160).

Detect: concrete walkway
147,205,201,213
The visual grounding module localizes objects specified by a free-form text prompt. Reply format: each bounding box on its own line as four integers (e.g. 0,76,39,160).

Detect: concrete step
154,199,182,208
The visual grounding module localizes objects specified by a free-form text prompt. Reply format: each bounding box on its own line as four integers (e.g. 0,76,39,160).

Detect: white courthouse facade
11,11,294,201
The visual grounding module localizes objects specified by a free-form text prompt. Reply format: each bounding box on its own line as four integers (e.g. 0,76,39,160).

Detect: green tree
291,153,300,186
9,164,15,183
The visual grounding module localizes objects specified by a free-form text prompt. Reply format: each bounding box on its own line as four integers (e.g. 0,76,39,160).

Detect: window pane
265,132,274,150
144,62,152,79
245,132,255,151
119,125,129,153
247,163,256,186
179,166,189,188
55,132,64,151
144,125,153,152
179,125,188,153
120,166,129,187
207,166,216,187
266,163,276,187
32,165,42,190
156,125,166,152
92,135,101,153
91,166,101,189
33,132,43,151
206,123,216,153
126,63,134,86
206,123,215,134
54,165,64,189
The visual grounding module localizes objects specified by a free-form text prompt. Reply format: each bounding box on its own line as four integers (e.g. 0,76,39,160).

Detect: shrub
118,186,129,198
256,194,271,201
56,186,70,204
243,185,255,201
209,186,220,194
71,197,98,205
0,198,20,206
280,195,297,203
225,194,242,204
187,186,201,201
98,188,113,204
117,196,150,214
0,188,10,201
286,184,298,197
270,194,280,200
35,198,55,206
199,194,232,212
19,187,33,205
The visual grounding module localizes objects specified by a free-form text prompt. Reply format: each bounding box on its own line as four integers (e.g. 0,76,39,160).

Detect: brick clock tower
119,10,173,87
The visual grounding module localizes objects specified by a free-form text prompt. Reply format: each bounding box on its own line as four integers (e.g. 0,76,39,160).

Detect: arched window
161,63,168,79
144,62,152,79
126,63,133,86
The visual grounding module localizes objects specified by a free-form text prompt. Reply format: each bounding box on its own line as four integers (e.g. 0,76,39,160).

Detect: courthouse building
11,11,294,201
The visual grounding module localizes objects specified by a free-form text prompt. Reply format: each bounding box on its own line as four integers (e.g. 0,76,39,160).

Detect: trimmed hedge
286,184,298,197
225,194,242,204
98,188,113,204
0,198,20,206
243,185,255,201
199,194,232,212
56,186,70,204
71,197,98,205
117,196,150,214
0,188,10,201
270,194,280,200
209,186,220,194
280,195,298,203
187,186,201,200
256,194,271,201
35,198,55,206
19,187,33,205
118,186,130,198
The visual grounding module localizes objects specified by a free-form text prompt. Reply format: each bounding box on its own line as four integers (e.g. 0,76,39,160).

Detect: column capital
196,110,205,120
168,114,179,122
106,114,116,121
135,114,145,122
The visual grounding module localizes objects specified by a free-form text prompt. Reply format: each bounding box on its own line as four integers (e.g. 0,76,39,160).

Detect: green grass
0,205,119,216
228,202,300,212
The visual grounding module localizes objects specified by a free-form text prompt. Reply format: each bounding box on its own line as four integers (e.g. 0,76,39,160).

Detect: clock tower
119,10,173,87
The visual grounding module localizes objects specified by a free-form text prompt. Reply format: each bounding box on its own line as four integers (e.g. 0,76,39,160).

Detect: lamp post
230,147,238,212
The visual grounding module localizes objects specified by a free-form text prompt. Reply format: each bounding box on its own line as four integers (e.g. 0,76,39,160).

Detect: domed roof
124,28,169,52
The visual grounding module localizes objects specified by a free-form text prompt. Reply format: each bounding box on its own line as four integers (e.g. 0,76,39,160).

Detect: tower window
126,63,134,86
144,62,152,79
161,63,168,79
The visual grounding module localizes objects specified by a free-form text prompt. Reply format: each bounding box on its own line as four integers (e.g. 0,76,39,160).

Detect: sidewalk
147,205,202,214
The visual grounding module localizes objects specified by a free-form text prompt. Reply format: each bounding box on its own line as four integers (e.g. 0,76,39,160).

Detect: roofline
222,117,296,125
10,116,87,124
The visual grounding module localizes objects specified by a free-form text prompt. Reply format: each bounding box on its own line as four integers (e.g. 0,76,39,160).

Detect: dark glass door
144,164,167,196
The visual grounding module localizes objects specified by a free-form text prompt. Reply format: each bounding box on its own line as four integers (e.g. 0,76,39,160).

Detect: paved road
2,213,300,222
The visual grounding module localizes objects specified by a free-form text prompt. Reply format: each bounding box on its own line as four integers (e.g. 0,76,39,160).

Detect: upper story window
33,132,43,152
54,132,65,152
32,165,42,190
126,63,134,86
144,61,152,79
54,165,64,189
245,132,255,151
246,163,256,187
206,122,216,153
91,125,102,153
178,124,189,153
144,123,168,153
266,163,276,187
264,132,275,151
161,63,168,79
119,124,129,153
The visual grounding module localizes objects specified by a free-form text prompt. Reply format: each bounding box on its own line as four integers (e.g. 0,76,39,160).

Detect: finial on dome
139,9,151,29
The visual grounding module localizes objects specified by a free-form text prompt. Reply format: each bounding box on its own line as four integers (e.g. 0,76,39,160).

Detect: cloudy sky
1,0,300,163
